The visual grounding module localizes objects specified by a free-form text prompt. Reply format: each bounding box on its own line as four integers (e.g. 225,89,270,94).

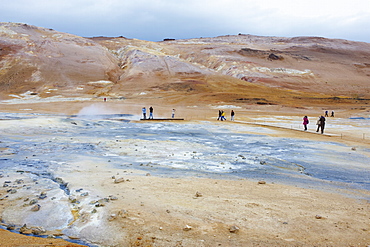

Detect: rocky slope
1,22,370,107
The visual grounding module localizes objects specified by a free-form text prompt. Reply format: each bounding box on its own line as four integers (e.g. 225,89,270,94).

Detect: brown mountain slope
1,22,369,109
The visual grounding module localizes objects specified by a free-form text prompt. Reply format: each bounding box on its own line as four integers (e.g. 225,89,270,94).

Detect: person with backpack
303,116,309,131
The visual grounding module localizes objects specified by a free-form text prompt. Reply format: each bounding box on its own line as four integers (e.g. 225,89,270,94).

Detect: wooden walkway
140,118,184,121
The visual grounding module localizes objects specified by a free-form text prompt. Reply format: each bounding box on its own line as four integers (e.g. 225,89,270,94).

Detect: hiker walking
316,116,326,134
231,110,235,121
331,111,334,117
142,107,147,119
149,106,154,119
325,111,329,117
303,116,309,131
221,111,226,121
217,110,222,120
172,109,176,118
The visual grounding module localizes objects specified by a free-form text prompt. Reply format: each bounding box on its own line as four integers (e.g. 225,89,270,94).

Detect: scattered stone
315,215,323,219
351,147,356,151
108,214,117,221
229,225,240,233
68,236,80,240
75,188,83,192
111,176,115,179
146,173,151,176
81,192,89,197
6,224,16,230
39,191,47,199
258,181,266,184
166,209,170,213
195,191,203,197
31,226,46,235
29,199,38,205
19,224,29,234
118,209,128,218
15,179,24,184
7,188,17,194
31,204,41,211
69,196,78,203
114,177,125,183
91,209,97,213
183,225,192,231
108,195,118,200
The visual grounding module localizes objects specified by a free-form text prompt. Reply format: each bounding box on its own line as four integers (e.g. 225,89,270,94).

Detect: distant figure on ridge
172,109,176,118
302,116,309,131
149,106,154,119
217,110,222,120
331,111,335,117
325,111,329,117
142,107,146,119
316,115,326,134
231,110,235,121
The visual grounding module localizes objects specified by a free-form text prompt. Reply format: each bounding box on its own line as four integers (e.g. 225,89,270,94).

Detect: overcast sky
1,0,370,42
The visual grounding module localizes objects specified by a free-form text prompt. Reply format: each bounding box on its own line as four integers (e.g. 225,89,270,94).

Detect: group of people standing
217,110,235,121
142,106,154,119
141,106,176,119
303,112,331,134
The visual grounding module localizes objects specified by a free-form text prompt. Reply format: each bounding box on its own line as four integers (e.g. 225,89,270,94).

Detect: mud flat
0,103,369,246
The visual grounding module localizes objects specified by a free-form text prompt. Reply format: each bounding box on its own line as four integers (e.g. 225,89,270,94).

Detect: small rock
80,192,89,197
258,181,266,184
19,224,29,234
69,196,78,203
109,195,118,200
146,173,151,176
31,226,46,235
315,215,323,219
39,192,47,199
108,214,117,221
31,204,41,211
114,177,125,183
118,209,128,218
229,225,240,233
195,191,203,197
15,179,24,184
29,199,38,205
6,224,16,230
351,147,356,151
68,236,80,240
183,225,192,231
8,189,17,194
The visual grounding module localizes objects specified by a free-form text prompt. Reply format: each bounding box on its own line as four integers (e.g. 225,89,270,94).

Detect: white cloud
1,0,369,42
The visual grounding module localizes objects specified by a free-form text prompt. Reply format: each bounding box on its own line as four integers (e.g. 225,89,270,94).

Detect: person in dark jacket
316,116,326,134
